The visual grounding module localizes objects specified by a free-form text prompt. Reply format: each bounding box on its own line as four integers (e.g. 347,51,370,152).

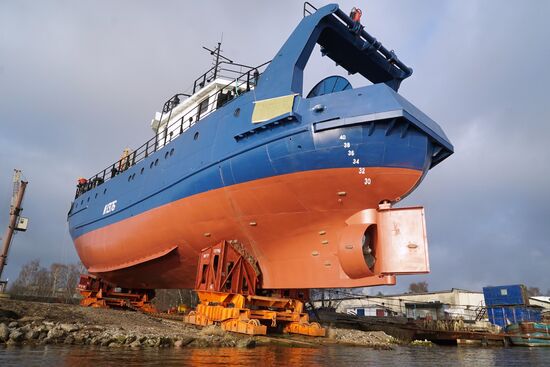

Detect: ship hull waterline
73,166,423,289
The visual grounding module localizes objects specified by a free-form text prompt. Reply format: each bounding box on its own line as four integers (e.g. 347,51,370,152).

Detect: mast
0,169,29,292
213,42,221,79
203,41,234,81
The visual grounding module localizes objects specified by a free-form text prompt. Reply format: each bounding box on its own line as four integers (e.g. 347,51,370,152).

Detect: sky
1,0,549,294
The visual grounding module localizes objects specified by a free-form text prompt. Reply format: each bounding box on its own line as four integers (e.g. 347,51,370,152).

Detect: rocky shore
0,299,397,349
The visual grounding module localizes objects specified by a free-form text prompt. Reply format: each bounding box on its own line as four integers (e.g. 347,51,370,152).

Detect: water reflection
1,344,549,367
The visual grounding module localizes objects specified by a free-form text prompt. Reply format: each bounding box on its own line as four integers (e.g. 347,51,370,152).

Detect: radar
307,75,352,98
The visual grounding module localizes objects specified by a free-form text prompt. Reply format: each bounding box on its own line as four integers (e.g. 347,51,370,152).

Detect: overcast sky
1,1,549,294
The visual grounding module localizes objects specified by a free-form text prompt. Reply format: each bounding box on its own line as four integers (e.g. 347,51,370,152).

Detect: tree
9,259,84,301
153,289,197,310
9,259,42,295
408,281,428,294
527,287,541,297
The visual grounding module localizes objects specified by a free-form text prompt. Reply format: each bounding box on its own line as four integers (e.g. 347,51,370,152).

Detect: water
1,345,549,366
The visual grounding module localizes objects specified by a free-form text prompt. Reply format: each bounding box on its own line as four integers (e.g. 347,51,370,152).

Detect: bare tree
50,263,68,297
409,281,429,294
527,287,541,297
9,259,41,295
9,259,84,300
153,289,196,310
34,267,53,297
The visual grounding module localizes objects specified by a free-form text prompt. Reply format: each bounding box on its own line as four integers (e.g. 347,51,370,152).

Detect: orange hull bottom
74,167,423,289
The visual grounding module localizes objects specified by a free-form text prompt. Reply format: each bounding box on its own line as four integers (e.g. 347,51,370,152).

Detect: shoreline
0,299,397,349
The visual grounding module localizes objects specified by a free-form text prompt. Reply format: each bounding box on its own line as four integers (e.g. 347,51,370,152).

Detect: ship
68,3,453,293
506,322,550,347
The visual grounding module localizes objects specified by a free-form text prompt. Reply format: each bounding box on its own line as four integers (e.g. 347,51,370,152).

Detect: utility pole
0,169,29,293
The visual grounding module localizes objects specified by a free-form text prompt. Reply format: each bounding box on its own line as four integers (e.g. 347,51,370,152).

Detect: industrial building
314,288,550,322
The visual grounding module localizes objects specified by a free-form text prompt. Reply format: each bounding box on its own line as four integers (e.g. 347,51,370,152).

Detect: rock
129,340,141,348
125,335,136,344
115,334,127,344
47,328,66,340
9,330,24,343
108,342,119,348
146,337,160,347
0,323,9,342
73,334,85,345
19,324,31,333
174,337,194,347
159,336,173,347
83,325,105,332
19,316,45,323
410,339,433,347
8,321,18,328
192,338,212,348
38,325,49,333
60,323,80,333
237,338,256,348
64,335,75,345
0,309,19,320
25,329,40,340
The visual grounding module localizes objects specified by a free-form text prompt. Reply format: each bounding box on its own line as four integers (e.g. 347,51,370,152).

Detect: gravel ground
0,298,396,349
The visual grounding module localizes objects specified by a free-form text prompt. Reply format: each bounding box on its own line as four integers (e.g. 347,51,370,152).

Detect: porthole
170,148,174,156
75,203,78,209
80,200,84,205
155,159,159,166
128,175,132,182
165,151,169,159
104,188,107,194
87,197,90,202
141,167,145,174
234,108,240,117
132,173,136,179
194,132,199,140
150,161,154,169
95,193,98,199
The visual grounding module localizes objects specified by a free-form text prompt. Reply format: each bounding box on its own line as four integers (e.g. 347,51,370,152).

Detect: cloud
1,1,548,294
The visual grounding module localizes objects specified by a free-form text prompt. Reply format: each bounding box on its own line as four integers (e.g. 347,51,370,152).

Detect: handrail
303,2,317,17
332,8,412,77
192,61,256,94
74,60,271,199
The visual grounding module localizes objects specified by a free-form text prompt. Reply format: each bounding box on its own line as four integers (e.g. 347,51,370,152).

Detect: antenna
202,41,234,81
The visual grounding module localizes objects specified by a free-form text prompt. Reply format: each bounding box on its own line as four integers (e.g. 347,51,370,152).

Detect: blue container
487,306,542,327
483,285,529,306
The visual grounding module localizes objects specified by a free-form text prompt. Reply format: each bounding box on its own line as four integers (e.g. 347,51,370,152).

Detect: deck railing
75,60,270,198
